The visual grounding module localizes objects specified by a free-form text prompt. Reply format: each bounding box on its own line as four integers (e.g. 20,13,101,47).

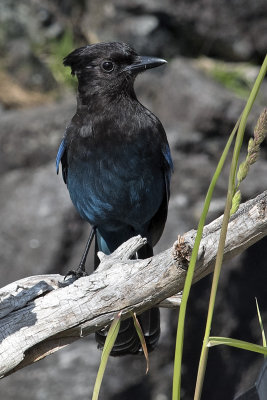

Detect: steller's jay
56,42,173,356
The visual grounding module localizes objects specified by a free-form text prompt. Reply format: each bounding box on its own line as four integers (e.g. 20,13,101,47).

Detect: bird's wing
56,137,68,184
56,138,65,174
148,142,173,247
162,142,173,201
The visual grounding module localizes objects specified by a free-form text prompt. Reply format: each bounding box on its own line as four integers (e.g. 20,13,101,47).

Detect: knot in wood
172,235,191,270
257,199,266,220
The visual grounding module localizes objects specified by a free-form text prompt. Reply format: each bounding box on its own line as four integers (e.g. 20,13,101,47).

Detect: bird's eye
101,61,114,72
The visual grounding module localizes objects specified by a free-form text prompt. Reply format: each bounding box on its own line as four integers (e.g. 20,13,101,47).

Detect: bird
56,41,173,356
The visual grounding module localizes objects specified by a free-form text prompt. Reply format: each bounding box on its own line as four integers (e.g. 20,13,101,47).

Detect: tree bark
0,190,266,378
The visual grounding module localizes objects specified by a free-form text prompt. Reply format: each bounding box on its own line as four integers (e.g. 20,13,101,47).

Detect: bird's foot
64,264,88,280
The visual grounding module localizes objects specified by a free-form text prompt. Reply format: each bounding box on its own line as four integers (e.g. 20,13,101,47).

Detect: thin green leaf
255,298,267,353
172,118,238,400
208,336,267,356
131,311,149,374
92,312,122,400
194,55,267,400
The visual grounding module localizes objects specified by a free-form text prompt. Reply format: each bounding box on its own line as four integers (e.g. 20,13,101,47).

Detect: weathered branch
0,190,266,377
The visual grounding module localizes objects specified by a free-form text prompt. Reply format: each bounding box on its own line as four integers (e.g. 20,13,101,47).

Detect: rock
81,0,267,61
0,163,73,284
0,70,52,110
0,0,64,94
0,98,75,172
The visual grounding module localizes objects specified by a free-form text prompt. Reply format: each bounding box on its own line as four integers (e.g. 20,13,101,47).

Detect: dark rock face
85,0,267,62
0,1,266,399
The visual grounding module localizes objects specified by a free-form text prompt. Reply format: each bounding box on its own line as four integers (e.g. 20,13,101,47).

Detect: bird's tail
95,307,160,356
94,231,160,356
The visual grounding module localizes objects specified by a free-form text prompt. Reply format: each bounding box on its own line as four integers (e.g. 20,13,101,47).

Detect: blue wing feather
56,138,66,174
162,142,173,199
146,141,173,246
162,142,173,173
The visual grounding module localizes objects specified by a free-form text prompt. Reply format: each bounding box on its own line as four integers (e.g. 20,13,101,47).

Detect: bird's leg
65,226,96,279
78,226,96,272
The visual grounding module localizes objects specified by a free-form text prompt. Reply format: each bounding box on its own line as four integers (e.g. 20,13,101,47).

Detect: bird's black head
63,42,167,100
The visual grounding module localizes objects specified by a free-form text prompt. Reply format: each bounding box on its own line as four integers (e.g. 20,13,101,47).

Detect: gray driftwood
0,190,266,378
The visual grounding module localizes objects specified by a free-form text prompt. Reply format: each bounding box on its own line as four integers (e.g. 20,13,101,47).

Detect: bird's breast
67,140,164,230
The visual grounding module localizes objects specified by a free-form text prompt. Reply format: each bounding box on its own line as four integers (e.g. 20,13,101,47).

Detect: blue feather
162,143,173,173
56,139,66,174
162,143,173,196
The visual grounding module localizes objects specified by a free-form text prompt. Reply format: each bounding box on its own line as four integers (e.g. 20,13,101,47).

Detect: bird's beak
123,56,167,73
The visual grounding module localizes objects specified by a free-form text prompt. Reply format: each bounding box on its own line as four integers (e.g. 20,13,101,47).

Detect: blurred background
0,0,267,399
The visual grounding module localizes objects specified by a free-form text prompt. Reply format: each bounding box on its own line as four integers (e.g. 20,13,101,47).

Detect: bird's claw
64,265,88,280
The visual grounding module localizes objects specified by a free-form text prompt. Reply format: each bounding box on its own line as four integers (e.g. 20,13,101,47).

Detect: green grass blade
92,312,121,400
172,119,238,400
194,54,267,400
256,298,267,353
208,336,267,356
